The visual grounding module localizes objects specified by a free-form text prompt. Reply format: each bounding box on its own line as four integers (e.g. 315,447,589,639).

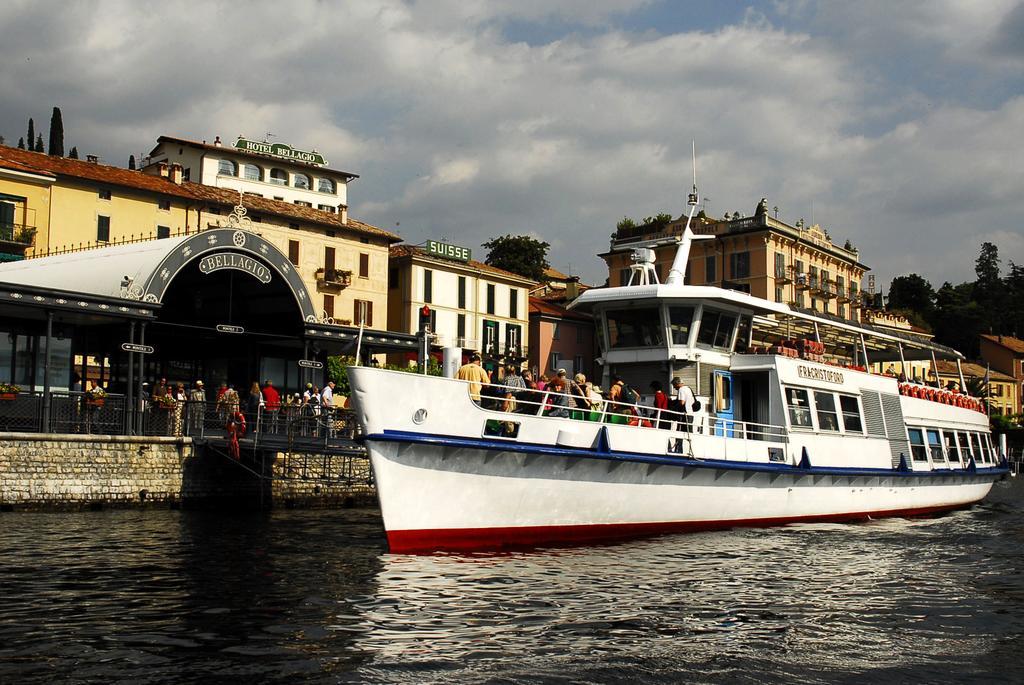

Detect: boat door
713,369,736,437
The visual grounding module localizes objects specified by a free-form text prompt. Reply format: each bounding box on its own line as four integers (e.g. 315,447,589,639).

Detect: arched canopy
0,229,318,324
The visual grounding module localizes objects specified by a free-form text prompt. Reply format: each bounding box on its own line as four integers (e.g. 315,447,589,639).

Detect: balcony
820,281,838,299
793,272,809,290
776,266,793,284
315,267,352,290
0,222,36,256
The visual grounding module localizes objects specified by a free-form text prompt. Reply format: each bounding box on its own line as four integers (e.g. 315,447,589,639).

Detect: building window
98,188,111,200
288,240,300,266
156,225,170,239
244,164,262,181
505,323,521,355
549,351,560,372
574,355,584,375
318,178,336,194
97,215,110,242
809,265,819,289
359,253,369,279
486,284,495,315
775,285,784,303
294,173,311,190
729,251,750,279
318,204,336,213
323,294,334,319
423,269,433,303
294,200,312,207
183,168,190,181
509,288,518,319
483,320,499,356
324,246,336,272
218,159,237,176
774,252,786,279
552,322,560,340
354,300,373,326
458,276,466,309
457,313,466,340
269,168,288,185
158,199,171,211
705,255,716,284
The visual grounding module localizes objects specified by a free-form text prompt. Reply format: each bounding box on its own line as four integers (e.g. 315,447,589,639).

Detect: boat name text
797,365,845,384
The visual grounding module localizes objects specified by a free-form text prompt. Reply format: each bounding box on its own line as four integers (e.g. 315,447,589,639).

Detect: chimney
86,154,99,164
340,204,348,225
565,277,580,301
213,136,222,146
157,162,169,178
169,163,183,184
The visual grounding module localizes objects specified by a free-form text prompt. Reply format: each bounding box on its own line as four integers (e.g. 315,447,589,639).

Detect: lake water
2,478,1023,684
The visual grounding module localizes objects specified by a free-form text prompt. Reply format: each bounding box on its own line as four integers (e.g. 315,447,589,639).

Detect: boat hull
367,434,998,553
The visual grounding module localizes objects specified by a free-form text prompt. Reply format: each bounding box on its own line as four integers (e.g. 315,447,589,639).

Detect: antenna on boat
665,140,710,286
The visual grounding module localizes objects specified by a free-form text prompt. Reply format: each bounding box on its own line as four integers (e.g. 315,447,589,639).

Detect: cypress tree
17,137,25,149
48,107,64,156
128,154,136,170
34,134,44,152
69,146,79,159
27,118,34,148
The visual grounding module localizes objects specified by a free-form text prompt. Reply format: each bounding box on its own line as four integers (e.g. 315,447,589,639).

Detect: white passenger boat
348,183,1007,553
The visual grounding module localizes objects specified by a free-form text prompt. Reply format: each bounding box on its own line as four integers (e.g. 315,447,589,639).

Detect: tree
34,134,44,152
27,118,34,149
17,137,25,149
128,154,136,170
887,274,935,317
482,234,550,282
48,107,64,156
68,146,79,159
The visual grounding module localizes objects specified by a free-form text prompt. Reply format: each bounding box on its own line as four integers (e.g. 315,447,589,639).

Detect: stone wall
0,433,192,510
269,451,377,508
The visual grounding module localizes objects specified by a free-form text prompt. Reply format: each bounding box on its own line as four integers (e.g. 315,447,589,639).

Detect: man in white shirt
670,376,696,432
321,380,335,408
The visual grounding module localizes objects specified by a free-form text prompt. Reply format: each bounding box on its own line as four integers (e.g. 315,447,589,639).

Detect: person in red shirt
650,380,669,429
263,379,281,431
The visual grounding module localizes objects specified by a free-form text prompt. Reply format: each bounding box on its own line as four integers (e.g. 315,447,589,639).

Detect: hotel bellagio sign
199,252,272,284
234,137,327,166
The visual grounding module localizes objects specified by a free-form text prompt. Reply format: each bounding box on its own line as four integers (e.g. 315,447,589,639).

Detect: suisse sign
199,253,272,284
234,137,327,166
426,240,471,262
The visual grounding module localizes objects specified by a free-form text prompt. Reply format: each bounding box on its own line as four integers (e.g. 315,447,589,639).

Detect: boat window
668,306,694,345
957,431,974,462
606,308,664,348
838,395,862,433
970,433,986,463
484,419,520,439
813,391,840,432
785,387,813,428
907,428,928,462
987,434,998,462
944,431,961,466
696,308,736,350
734,315,752,353
926,429,945,464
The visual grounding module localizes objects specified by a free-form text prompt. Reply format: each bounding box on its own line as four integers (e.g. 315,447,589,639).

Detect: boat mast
665,141,701,286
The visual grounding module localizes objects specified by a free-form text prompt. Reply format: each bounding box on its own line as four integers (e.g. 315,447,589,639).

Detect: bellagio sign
198,252,272,284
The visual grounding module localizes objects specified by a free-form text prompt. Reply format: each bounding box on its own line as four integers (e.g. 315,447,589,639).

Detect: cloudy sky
1,0,1021,290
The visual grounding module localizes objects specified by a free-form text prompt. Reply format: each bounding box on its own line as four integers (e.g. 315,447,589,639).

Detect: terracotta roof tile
981,334,1024,355
0,144,398,242
529,296,592,321
0,157,56,177
389,244,538,284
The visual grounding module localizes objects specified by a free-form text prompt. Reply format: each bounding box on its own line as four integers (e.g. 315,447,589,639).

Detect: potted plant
0,383,20,401
86,385,108,408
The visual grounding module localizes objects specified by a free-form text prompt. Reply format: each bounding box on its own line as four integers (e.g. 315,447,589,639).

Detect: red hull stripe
387,502,976,554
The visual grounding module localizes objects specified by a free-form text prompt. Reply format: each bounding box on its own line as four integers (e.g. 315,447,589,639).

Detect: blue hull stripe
370,429,1009,480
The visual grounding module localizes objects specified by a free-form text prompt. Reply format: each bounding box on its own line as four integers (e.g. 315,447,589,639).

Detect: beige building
0,144,398,330
602,203,869,321
934,360,1019,417
387,243,535,374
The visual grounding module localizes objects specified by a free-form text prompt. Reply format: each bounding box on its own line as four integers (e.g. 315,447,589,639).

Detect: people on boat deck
504,365,526,398
570,373,592,412
649,380,669,429
457,353,491,402
670,376,696,432
545,374,571,418
519,369,541,414
537,373,549,392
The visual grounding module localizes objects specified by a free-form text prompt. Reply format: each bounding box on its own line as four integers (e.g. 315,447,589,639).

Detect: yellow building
0,144,398,330
602,202,869,321
934,360,1019,417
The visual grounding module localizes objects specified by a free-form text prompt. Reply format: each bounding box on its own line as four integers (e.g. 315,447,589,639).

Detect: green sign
234,137,327,166
426,240,471,262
